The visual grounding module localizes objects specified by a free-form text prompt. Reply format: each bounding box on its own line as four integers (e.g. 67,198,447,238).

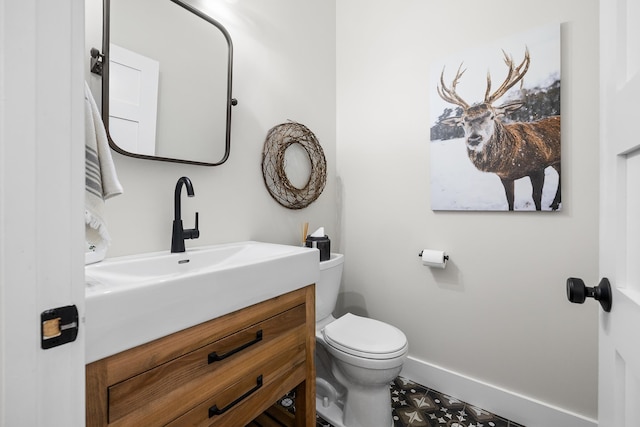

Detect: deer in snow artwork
431,40,561,211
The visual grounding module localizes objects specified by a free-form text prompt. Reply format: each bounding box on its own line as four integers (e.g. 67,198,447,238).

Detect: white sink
85,241,319,363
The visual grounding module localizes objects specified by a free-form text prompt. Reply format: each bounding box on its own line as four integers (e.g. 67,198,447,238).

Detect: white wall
336,0,599,422
85,0,337,257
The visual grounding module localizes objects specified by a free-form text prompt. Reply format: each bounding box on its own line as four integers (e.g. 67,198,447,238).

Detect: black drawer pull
208,330,263,364
208,375,263,417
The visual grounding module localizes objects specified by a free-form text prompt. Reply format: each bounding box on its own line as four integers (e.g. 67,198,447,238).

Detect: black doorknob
566,277,612,312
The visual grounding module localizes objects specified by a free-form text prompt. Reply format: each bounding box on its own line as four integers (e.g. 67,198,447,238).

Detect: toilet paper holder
418,250,449,261
418,249,449,269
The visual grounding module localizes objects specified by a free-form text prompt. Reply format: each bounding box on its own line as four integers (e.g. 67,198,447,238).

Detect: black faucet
171,176,200,253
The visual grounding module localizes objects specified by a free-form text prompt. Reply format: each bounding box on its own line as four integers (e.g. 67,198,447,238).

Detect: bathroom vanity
86,286,315,426
84,242,319,426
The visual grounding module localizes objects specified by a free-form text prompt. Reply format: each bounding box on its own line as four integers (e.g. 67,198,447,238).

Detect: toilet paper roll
421,249,448,269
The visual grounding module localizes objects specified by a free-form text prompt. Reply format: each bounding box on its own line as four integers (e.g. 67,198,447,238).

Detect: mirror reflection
104,0,234,165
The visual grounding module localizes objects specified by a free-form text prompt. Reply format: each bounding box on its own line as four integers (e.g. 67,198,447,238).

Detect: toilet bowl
315,253,408,427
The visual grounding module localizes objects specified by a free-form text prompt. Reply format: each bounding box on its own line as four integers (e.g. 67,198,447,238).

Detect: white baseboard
400,356,597,427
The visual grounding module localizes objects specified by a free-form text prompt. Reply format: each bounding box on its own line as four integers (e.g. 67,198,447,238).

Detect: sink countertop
84,241,319,363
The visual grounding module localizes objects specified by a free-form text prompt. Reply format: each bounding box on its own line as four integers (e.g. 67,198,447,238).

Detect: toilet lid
322,313,407,359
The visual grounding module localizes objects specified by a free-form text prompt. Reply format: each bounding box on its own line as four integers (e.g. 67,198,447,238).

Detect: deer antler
437,63,470,109
485,48,530,104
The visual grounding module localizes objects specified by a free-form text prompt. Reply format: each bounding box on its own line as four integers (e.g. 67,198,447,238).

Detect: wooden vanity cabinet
86,285,316,427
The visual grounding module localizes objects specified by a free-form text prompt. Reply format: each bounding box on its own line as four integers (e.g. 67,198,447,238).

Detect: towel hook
90,48,104,76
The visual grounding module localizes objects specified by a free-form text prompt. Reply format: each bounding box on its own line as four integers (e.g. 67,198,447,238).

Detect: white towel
84,81,123,254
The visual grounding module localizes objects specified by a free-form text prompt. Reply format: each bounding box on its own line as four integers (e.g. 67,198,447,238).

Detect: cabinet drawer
108,304,306,425
167,343,306,427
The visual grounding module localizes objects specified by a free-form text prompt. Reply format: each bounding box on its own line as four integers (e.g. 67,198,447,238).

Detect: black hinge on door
41,305,79,349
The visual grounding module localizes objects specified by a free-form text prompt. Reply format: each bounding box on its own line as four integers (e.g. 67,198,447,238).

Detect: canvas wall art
430,24,561,211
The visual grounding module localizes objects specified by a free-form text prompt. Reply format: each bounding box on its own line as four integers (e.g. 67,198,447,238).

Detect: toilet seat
322,313,407,360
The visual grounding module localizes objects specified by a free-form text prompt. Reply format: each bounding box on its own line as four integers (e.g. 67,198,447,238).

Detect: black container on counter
305,234,330,261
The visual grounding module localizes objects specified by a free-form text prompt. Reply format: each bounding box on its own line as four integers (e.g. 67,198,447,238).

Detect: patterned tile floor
388,376,525,427
276,376,525,427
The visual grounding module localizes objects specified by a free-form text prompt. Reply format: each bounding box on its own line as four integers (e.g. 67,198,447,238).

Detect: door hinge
41,305,79,349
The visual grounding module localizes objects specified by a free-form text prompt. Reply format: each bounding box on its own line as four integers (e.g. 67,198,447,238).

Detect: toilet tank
316,253,344,322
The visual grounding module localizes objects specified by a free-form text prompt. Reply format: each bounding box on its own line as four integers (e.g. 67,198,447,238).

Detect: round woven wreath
262,121,327,209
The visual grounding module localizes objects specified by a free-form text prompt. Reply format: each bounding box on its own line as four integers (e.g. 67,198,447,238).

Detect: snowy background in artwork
430,137,560,211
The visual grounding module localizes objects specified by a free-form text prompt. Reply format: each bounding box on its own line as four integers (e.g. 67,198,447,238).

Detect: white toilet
315,253,408,427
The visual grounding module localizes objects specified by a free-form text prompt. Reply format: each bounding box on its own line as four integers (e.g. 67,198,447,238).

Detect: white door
1,0,85,426
108,43,160,156
597,0,640,425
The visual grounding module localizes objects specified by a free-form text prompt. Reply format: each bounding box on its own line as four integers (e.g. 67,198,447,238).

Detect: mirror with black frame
101,0,235,166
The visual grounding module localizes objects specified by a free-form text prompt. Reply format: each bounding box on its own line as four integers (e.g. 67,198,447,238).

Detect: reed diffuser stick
302,222,309,245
